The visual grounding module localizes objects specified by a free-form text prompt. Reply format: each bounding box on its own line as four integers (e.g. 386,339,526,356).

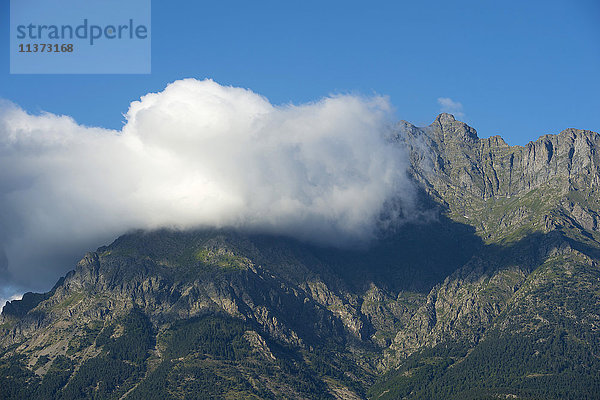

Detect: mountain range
1,114,599,400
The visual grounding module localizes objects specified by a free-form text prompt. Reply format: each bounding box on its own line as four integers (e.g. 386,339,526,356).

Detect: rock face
2,115,600,400
402,113,600,198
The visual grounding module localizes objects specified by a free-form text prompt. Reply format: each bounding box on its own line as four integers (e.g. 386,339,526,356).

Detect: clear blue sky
1,0,599,145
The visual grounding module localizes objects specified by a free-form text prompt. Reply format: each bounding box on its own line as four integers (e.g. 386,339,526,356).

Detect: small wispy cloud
437,97,465,118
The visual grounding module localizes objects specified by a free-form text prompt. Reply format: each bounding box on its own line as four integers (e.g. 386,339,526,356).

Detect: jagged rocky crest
2,115,600,400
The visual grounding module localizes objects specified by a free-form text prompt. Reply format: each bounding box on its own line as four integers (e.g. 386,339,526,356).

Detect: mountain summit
2,116,600,400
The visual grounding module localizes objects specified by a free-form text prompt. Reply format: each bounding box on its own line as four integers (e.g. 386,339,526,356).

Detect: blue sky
1,0,599,144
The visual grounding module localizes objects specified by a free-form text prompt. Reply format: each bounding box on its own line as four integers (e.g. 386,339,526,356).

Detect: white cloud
0,79,416,292
437,97,465,118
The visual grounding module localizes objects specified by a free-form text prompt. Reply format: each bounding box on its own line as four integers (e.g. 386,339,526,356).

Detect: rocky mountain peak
434,112,456,124
430,113,479,144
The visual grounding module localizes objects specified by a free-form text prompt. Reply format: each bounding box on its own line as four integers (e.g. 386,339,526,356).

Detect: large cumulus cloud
0,79,414,296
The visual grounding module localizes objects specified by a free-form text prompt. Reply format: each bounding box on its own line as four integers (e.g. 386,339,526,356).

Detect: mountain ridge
2,115,599,400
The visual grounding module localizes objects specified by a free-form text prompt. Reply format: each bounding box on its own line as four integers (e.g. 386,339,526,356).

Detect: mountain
1,114,599,400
